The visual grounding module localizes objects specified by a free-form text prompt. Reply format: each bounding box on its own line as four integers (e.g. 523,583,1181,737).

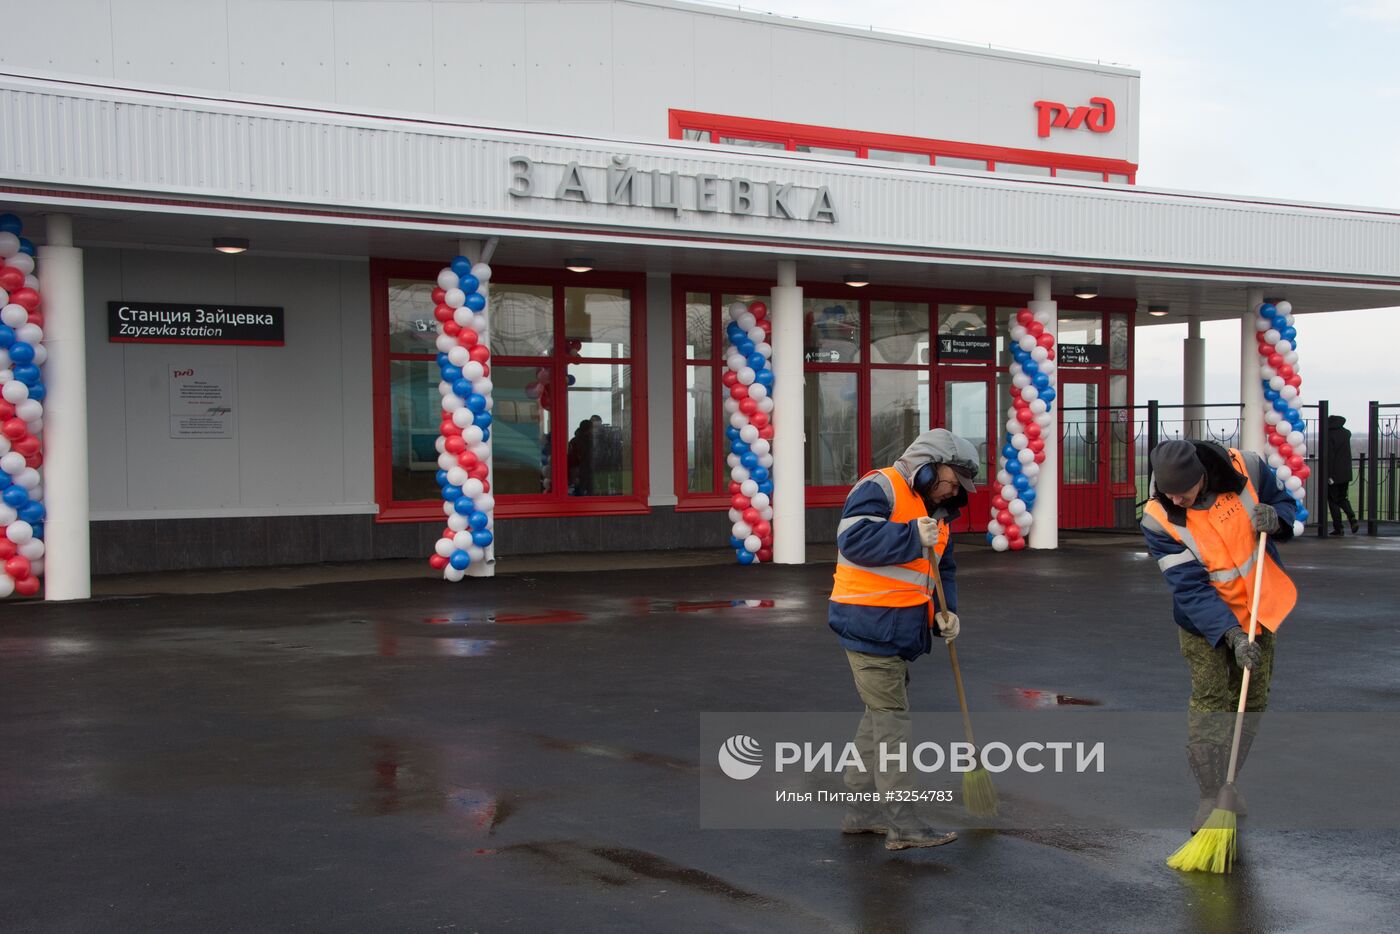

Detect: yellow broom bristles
1166,808,1238,873
962,767,999,818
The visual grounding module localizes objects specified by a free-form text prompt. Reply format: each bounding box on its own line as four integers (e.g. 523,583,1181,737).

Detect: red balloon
1268,432,1285,449
1287,374,1302,389
1033,450,1046,464
2,418,27,440
431,287,447,304
757,548,773,563
434,304,454,323
441,421,462,437
1029,438,1046,453
739,398,758,415
444,321,461,337
752,520,772,539
1028,321,1044,338
742,507,760,525
991,495,1008,511
1009,538,1027,551
15,576,40,596
16,434,38,455
997,510,1014,527
0,540,13,559
0,267,22,291
0,401,11,420
1278,443,1293,458
1267,352,1283,369
749,301,768,319
732,494,750,511
469,345,491,364
1037,333,1054,349
457,452,477,469
1016,309,1034,326
721,370,740,388
1296,465,1311,481
1287,454,1304,471
429,554,449,570
1004,524,1022,540
1016,409,1034,425
479,363,490,379
750,412,769,429
3,556,28,579
27,312,42,329
730,384,749,400
457,328,478,347
25,452,41,469
444,436,465,454
468,463,489,481
1278,364,1295,380
759,425,774,441
728,481,742,495
1025,422,1042,440
759,319,772,336
9,288,38,312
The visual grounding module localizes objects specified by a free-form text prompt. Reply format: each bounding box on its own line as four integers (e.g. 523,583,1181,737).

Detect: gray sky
716,0,1400,425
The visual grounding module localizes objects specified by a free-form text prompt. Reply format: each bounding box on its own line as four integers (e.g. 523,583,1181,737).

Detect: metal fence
1364,402,1400,534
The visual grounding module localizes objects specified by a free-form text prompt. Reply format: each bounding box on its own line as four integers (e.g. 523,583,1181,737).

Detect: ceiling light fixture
844,274,870,288
1148,305,1170,317
564,258,594,273
1073,284,1099,299
213,237,249,254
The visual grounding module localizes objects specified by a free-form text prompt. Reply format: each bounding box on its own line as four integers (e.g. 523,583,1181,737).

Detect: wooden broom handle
1225,531,1269,786
927,547,977,748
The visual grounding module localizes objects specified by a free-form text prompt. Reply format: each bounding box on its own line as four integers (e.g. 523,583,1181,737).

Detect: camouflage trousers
1179,627,1275,746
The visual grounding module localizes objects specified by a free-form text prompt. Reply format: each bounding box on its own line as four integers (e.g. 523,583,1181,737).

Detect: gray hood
892,429,980,494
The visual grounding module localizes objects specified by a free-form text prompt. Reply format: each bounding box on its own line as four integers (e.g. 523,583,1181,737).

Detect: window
936,155,990,171
868,149,930,165
797,144,857,157
997,163,1052,177
373,261,648,521
719,136,785,150
1056,168,1107,182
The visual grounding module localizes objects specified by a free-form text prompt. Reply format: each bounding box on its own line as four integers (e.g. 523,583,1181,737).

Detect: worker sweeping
1140,439,1298,867
828,428,979,850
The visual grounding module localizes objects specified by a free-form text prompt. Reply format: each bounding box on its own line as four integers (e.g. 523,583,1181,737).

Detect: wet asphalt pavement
2,534,1399,933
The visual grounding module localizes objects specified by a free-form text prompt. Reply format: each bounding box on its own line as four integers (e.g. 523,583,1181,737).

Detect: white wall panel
689,14,773,124
0,0,115,77
82,250,129,512
228,0,338,103
770,27,848,130
430,1,528,127
612,3,696,140
110,0,231,90
331,1,435,113
912,49,982,147
338,262,375,506
524,1,615,135
837,38,915,142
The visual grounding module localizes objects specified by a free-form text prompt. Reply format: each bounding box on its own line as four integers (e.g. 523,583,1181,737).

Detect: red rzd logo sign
1033,97,1115,138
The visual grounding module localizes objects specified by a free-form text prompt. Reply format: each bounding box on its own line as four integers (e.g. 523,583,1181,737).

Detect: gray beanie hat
1150,440,1205,494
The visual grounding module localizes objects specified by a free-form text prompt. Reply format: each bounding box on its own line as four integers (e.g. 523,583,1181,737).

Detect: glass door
937,369,993,532
1059,375,1111,528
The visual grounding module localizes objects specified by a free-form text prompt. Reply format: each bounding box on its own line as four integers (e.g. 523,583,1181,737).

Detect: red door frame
1057,370,1112,529
934,365,996,533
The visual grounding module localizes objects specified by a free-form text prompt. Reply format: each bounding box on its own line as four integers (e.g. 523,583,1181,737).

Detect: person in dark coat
1326,415,1359,535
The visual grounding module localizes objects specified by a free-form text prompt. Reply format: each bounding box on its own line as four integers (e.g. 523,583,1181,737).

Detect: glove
916,516,942,548
1251,504,1280,534
1223,627,1262,670
934,609,960,641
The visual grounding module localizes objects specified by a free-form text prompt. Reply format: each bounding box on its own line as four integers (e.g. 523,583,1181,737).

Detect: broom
1166,530,1268,873
927,551,999,818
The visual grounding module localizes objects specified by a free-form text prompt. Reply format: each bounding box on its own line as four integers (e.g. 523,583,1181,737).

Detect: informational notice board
169,365,235,439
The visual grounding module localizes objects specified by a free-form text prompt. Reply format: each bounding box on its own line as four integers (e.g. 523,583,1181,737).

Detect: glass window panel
686,365,715,493
387,278,442,355
1110,374,1130,486
871,369,928,469
938,304,988,336
685,292,712,360
1109,314,1129,369
720,136,785,150
489,365,552,495
804,298,861,363
997,163,1052,176
682,128,709,142
1056,168,1106,181
797,144,857,157
805,372,858,486
870,301,930,365
1108,173,1131,184
945,380,989,483
565,287,630,358
935,155,989,171
566,363,633,496
389,359,444,502
1059,312,1103,345
995,306,1021,367
492,283,554,358
1061,382,1099,484
868,149,930,165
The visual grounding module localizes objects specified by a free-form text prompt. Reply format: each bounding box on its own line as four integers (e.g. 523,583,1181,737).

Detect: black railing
1365,402,1400,534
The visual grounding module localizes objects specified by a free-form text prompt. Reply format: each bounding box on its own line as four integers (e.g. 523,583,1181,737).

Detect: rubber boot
840,803,888,835
883,803,958,851
1186,742,1226,833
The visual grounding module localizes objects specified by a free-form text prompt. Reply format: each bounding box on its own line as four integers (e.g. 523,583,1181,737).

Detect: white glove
935,609,960,641
916,516,942,548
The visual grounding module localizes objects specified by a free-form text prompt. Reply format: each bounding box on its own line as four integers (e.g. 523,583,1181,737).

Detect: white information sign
169,365,235,439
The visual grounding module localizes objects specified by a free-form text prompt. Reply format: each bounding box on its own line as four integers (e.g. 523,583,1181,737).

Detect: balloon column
987,307,1056,552
428,256,495,581
1254,300,1309,536
723,300,775,564
0,213,46,599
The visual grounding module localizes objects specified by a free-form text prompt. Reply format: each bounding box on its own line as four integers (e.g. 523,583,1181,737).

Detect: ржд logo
1033,97,1115,138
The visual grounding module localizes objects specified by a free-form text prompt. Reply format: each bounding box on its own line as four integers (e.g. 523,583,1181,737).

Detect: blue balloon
1013,474,1031,492
453,497,475,516
1022,490,1037,507
17,238,34,256
19,501,44,524
1006,459,1023,475
1259,303,1276,317
1297,507,1309,522
746,353,765,370
732,441,750,456
748,466,769,483
726,323,744,342
756,370,774,388
566,374,576,386
452,378,473,398
741,452,759,470
13,364,39,386
730,536,744,549
0,471,10,489
8,342,33,365
472,529,494,547
737,339,755,357
469,510,490,530
1033,373,1050,391
1282,326,1297,343
2,486,27,507
1292,420,1306,434
459,274,480,295
442,484,463,501
27,383,44,402
1271,398,1288,414
1264,388,1280,404
1271,316,1287,332
1022,360,1039,376
465,292,487,312
1002,444,1018,460
470,411,489,430
466,393,487,414
435,469,449,487
0,324,13,347
480,427,490,442
725,426,741,441
986,532,996,544
759,481,774,496
450,256,472,277
0,213,20,234
1041,387,1056,403
30,521,42,540
436,351,450,366
737,549,756,565
1284,407,1300,423
450,549,472,570
440,365,463,383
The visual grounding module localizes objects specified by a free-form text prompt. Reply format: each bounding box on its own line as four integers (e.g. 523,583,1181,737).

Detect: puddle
529,734,702,772
1000,688,1103,708
496,841,777,905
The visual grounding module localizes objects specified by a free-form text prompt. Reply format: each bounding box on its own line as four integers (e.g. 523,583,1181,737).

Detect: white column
460,238,496,577
1240,288,1266,454
770,259,805,564
1028,275,1058,550
644,272,675,506
36,214,91,600
1183,316,1205,439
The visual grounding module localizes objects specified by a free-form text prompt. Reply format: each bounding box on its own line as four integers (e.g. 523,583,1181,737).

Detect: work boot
1186,742,1226,833
840,804,888,835
884,804,958,850
1351,519,1361,534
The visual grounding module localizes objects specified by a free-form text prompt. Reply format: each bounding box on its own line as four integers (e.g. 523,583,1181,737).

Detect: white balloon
1031,346,1049,362
467,544,486,563
727,354,746,373
729,412,749,430
1260,365,1276,380
1020,386,1037,402
0,304,23,328
751,439,771,456
445,467,467,487
1275,339,1293,354
1268,453,1284,469
471,262,492,284
472,378,494,396
474,492,495,512
27,558,42,577
726,453,740,469
434,436,448,455
441,501,456,517
758,453,774,468
723,398,740,415
8,252,33,275
1269,376,1285,392
16,323,42,344
997,470,1012,487
1264,410,1282,426
1035,413,1052,428
15,399,42,423
740,424,759,444
1276,301,1292,315
460,361,484,382
759,506,773,521
1022,462,1040,479
1005,418,1021,435
1030,399,1048,415
27,484,41,502
757,397,775,413
0,233,17,257
448,513,469,532
1286,476,1304,492
1283,351,1299,365
1280,385,1298,401
452,408,475,428
1009,325,1028,342
1254,315,1272,332
0,450,25,475
453,307,474,328
441,394,463,413
1019,335,1037,352
756,342,773,358
728,301,748,321
736,312,757,332
447,346,470,367
1276,465,1293,481
1263,328,1280,344
728,508,742,523
1034,308,1053,325
731,465,751,482
1012,373,1031,390
0,350,8,369
746,326,765,344
453,531,474,551
986,520,1004,536
1017,448,1035,465
1286,430,1304,447
445,287,467,309
1001,484,1018,502
18,537,43,560
2,381,29,403
439,381,453,397
733,521,752,539
469,315,487,334
444,565,466,582
748,382,768,400
437,452,456,471
1293,442,1307,457
740,479,759,497
6,520,33,544
744,535,762,553
750,492,770,510
0,575,12,598
463,478,485,498
435,538,456,558
0,505,14,525
992,535,1010,552
1008,498,1027,516
21,275,36,291
436,334,457,353
463,426,485,445
738,367,756,386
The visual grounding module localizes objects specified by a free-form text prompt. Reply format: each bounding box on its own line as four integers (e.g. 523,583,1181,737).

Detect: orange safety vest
1142,448,1297,632
830,467,950,621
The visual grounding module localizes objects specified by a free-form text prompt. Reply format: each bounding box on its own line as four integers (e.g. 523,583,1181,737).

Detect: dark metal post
1317,400,1329,537
1368,401,1380,536
1390,454,1398,523
1358,454,1367,524
1147,400,1160,454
